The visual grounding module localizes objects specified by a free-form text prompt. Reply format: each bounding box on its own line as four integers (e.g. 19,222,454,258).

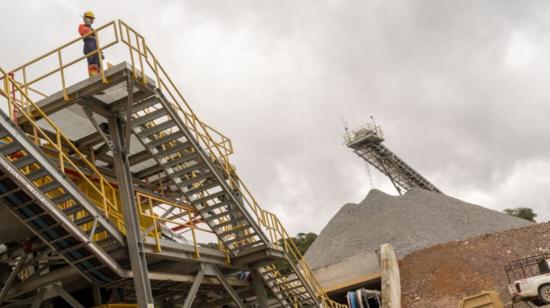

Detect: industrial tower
344,122,441,195
0,20,345,308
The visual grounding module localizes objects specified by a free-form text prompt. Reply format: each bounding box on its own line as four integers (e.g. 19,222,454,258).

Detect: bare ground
400,222,550,308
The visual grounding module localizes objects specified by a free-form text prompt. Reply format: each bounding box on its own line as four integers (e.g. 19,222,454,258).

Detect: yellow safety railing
3,20,343,307
117,21,233,158
115,21,343,307
136,192,203,252
0,67,126,232
7,21,118,102
6,20,232,157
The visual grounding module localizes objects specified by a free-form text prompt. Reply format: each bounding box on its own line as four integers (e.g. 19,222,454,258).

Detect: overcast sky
2,0,550,234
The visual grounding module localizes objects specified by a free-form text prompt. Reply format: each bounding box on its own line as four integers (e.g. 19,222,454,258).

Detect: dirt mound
400,222,550,308
305,188,531,270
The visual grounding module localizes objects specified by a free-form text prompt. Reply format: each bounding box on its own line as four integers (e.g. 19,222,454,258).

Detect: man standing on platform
78,11,103,76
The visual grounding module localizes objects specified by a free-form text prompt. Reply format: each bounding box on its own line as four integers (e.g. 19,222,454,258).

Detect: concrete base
381,243,401,308
312,252,381,293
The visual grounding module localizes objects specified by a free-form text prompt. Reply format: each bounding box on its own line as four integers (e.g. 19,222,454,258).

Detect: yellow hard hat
83,11,95,19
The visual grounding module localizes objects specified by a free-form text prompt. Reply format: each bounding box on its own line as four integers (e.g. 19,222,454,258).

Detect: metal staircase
259,265,317,307
0,109,125,285
130,92,267,255
0,20,348,308
130,93,321,306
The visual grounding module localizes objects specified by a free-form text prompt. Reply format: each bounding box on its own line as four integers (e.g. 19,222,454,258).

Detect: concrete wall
381,243,401,308
312,252,381,293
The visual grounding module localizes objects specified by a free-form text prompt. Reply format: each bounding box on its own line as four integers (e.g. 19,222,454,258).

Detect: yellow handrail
3,20,343,307
7,21,119,100
0,67,125,232
115,21,342,307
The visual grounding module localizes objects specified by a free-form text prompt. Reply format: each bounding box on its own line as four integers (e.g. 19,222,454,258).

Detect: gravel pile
304,188,532,270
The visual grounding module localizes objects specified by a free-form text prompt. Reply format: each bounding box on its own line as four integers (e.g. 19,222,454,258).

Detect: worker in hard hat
78,11,103,76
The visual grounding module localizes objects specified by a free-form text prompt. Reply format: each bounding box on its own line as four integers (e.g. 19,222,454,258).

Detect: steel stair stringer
131,92,269,254
259,257,320,307
129,92,324,307
0,110,126,286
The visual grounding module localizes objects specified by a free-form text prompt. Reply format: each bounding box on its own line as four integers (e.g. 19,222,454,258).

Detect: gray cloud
1,0,550,234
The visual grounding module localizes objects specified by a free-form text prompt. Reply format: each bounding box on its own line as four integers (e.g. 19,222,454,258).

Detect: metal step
0,110,125,286
218,224,251,237
231,239,263,251
224,234,258,247
27,168,50,181
159,163,209,184
52,193,74,205
146,131,185,148
172,162,208,177
133,108,167,126
156,143,192,160
0,142,22,155
197,200,232,213
186,181,220,196
206,209,242,221
191,191,227,205
138,120,177,138
38,181,61,194
13,155,36,169
163,151,198,168
133,96,161,112
63,204,85,216
213,217,247,230
178,171,214,187
73,214,95,225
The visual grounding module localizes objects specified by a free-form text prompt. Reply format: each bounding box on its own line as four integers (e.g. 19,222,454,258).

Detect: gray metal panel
35,62,154,109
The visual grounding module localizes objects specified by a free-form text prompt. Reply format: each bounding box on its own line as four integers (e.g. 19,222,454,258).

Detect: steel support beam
182,269,205,308
30,288,47,308
108,115,154,308
83,106,113,151
124,79,134,152
52,284,84,308
252,269,269,308
208,265,246,308
0,251,29,304
92,285,102,306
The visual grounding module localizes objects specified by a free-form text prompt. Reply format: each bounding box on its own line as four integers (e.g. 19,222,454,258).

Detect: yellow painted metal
116,20,343,307
2,19,345,307
0,68,125,232
8,21,118,97
135,191,214,257
457,290,504,308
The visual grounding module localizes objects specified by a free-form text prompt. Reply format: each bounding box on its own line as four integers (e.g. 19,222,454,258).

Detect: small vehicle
506,253,550,306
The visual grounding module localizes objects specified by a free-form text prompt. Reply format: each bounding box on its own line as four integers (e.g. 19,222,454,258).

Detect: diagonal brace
207,264,246,308
0,251,29,304
182,268,205,308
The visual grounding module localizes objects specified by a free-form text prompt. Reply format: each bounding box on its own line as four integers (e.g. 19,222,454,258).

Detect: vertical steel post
108,83,154,307
252,269,269,308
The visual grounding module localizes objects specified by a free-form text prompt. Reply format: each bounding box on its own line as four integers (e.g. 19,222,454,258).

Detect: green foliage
275,232,318,275
293,232,318,255
504,207,537,222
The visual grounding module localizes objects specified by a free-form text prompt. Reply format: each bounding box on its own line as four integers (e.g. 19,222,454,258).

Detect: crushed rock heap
304,188,532,270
